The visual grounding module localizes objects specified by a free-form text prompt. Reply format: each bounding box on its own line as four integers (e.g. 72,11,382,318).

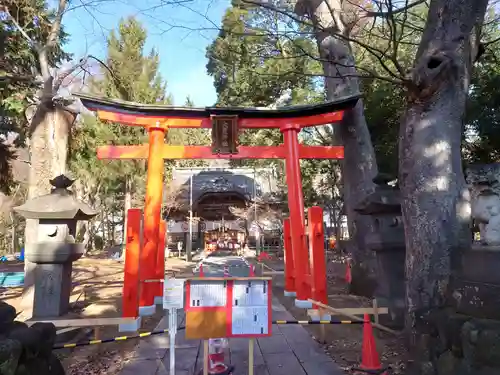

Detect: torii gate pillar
281,123,311,308
139,124,166,315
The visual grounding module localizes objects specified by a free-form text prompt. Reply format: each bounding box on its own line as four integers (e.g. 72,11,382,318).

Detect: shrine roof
73,92,360,119
171,167,278,204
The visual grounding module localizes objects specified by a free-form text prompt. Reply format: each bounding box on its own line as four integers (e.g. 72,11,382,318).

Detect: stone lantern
355,174,405,328
15,174,97,318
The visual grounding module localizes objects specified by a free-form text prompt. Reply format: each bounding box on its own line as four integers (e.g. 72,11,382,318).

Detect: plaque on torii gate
212,115,238,155
74,91,359,311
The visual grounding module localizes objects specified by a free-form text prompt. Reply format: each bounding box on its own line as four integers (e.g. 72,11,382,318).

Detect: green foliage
463,9,500,164
362,80,404,175
83,16,169,191
353,3,500,174
205,0,321,187
69,17,213,246
1,0,71,124
164,96,210,173
206,1,320,107
206,0,500,200
70,16,173,229
1,0,71,193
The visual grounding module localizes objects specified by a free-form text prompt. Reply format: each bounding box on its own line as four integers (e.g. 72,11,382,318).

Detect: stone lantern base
33,263,74,318
28,242,84,318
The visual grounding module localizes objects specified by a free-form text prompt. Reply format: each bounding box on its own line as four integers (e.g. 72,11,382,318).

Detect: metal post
187,172,193,262
169,307,177,375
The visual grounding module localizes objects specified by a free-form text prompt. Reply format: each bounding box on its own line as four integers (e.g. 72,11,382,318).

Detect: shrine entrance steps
119,256,345,375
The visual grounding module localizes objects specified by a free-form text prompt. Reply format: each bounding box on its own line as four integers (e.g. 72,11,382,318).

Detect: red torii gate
75,93,359,318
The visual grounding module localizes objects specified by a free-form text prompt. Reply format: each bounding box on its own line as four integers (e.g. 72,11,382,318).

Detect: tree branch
46,0,68,49
1,6,38,48
52,57,90,91
361,0,428,18
241,0,408,81
0,74,41,84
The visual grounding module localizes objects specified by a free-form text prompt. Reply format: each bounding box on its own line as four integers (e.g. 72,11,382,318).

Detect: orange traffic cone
249,264,255,277
345,259,352,284
199,263,204,277
356,314,386,374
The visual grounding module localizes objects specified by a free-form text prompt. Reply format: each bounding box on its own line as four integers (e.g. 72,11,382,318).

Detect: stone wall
418,309,500,375
415,163,500,375
0,301,65,375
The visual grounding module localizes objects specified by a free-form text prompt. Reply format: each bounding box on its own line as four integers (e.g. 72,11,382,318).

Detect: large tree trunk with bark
21,105,75,317
340,103,379,295
399,0,488,369
295,0,379,296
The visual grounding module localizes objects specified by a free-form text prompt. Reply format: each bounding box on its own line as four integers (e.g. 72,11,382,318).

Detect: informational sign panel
232,280,269,335
163,278,185,309
185,277,272,340
189,280,227,307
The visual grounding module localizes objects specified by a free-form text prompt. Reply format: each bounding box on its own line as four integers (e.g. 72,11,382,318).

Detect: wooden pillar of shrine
139,124,165,315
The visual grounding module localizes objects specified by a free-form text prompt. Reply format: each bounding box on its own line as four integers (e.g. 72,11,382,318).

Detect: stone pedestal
26,242,84,318
372,245,406,326
422,312,500,375
28,242,84,318
33,263,73,318
355,174,406,328
453,245,500,320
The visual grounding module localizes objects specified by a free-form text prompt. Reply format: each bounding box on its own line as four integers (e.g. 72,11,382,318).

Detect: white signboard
163,278,185,309
231,280,269,335
189,280,227,308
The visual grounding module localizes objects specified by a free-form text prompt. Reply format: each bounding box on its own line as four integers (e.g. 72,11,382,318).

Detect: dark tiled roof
172,168,281,207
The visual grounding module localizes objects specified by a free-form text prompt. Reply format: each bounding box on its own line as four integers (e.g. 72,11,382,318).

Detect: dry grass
0,253,196,375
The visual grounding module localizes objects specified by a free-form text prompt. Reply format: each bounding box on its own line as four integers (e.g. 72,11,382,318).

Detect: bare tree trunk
106,210,112,246
295,0,379,296
81,222,91,251
10,219,16,254
22,106,75,317
399,0,488,369
121,176,132,261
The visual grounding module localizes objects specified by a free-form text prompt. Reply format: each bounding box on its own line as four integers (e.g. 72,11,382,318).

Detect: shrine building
165,164,284,253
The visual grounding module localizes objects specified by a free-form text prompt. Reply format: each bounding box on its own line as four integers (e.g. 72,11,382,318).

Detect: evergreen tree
166,97,210,171
70,16,172,246
206,0,321,180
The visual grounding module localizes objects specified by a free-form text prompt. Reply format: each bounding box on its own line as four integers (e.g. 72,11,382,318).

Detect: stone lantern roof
354,173,401,215
14,174,97,220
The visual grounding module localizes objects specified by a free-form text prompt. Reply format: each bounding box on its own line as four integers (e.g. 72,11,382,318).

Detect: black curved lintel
73,92,360,119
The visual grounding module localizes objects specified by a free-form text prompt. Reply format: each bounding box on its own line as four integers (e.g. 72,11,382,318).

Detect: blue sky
59,0,230,106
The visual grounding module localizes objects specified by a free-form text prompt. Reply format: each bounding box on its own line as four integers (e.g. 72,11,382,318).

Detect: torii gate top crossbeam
74,92,360,129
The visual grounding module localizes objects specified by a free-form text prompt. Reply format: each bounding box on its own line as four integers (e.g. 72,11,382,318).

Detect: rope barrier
53,327,184,349
53,319,366,349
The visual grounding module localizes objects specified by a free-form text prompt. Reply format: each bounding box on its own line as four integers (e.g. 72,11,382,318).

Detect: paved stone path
120,255,345,375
